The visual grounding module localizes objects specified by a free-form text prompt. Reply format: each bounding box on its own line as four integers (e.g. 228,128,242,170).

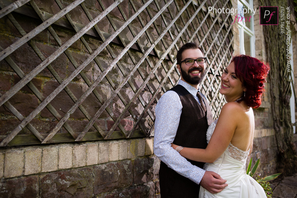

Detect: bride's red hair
232,55,270,108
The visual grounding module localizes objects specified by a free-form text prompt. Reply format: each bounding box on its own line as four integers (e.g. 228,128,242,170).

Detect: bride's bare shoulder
221,102,243,112
220,102,247,121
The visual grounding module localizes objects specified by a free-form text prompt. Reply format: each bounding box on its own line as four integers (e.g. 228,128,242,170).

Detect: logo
259,7,278,25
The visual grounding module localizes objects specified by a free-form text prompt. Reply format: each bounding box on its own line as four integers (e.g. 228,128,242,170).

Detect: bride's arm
173,103,241,163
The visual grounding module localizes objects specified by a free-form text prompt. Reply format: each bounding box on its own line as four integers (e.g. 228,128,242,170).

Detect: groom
154,43,227,197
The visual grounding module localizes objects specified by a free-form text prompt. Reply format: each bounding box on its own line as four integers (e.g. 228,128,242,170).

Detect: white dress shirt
154,80,205,184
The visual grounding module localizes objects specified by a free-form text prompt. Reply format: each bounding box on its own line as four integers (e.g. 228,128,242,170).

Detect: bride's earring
243,91,246,98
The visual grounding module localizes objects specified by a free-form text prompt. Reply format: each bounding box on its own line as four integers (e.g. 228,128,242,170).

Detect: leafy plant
246,158,281,198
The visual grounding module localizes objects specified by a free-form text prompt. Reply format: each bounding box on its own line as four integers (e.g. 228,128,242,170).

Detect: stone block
25,148,42,175
4,149,24,178
8,92,39,117
9,44,42,75
272,173,297,198
86,143,99,165
117,160,133,187
152,155,161,180
42,146,58,172
120,118,134,132
73,144,86,168
0,72,12,92
35,42,69,77
109,141,119,162
145,138,154,155
133,157,154,185
40,167,94,198
0,176,39,198
93,160,133,195
137,138,145,157
95,183,150,198
59,145,73,169
147,180,159,198
0,153,4,178
93,163,120,194
67,82,102,119
119,140,128,160
41,80,85,119
17,76,43,94
98,141,109,164
128,139,137,159
64,120,94,134
26,119,57,136
255,118,266,130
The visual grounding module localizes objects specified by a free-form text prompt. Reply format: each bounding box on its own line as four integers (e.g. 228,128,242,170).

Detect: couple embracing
154,43,269,198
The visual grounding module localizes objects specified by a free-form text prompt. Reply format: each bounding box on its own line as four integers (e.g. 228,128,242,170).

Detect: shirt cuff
190,166,206,184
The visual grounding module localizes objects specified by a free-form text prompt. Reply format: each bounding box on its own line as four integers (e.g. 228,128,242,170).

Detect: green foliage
247,158,281,198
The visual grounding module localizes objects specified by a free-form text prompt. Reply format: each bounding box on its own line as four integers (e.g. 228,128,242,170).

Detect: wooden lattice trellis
0,0,234,147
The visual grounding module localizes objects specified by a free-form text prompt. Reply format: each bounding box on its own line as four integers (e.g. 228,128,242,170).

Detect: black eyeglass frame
179,57,207,65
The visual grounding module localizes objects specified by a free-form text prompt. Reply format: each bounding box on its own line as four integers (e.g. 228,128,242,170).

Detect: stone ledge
254,128,275,138
0,138,154,179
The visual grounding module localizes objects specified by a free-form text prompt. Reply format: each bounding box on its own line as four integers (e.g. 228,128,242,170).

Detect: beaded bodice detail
206,120,250,162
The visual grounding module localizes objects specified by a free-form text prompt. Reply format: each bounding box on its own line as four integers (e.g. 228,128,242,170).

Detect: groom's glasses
180,57,207,66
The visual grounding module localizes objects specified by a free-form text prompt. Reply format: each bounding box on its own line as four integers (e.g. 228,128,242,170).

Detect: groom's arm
154,91,205,184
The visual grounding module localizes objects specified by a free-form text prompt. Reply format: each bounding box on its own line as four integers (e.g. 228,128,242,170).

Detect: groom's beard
180,66,205,85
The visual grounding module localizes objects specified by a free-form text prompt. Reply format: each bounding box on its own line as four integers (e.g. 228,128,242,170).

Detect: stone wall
247,0,277,177
0,138,161,197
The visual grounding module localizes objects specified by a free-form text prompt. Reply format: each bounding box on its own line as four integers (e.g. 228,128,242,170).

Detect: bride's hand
171,143,178,149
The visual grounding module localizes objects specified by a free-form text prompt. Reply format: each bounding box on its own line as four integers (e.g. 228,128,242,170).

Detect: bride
172,55,270,197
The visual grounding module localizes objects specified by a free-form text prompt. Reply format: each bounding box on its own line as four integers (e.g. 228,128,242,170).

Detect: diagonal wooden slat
0,0,86,62
0,0,30,18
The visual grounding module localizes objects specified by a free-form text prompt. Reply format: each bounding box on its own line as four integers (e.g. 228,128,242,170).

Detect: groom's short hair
176,43,203,64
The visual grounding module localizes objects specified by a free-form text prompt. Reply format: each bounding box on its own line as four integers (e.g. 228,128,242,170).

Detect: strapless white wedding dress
199,120,267,198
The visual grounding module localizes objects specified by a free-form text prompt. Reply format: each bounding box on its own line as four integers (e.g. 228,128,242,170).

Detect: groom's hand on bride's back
200,171,227,193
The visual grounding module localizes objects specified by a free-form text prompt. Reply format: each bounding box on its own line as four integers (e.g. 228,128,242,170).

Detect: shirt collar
178,80,199,96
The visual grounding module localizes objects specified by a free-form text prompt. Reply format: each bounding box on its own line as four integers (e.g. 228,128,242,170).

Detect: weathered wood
0,0,122,108
0,0,124,146
0,0,85,62
3,101,44,141
3,129,145,146
0,0,30,19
